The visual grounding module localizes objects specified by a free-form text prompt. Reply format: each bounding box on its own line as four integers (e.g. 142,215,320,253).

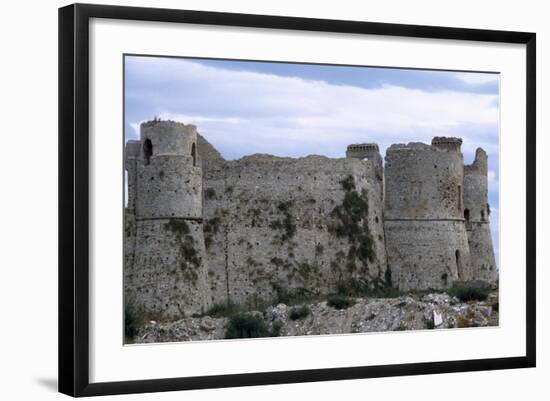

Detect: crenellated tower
383,137,472,291
346,143,385,204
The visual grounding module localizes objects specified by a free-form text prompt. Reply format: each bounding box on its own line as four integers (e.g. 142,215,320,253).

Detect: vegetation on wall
203,216,221,249
164,219,201,283
269,200,297,242
329,175,376,271
204,188,217,200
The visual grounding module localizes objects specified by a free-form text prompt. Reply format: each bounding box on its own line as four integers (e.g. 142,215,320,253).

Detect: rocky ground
130,291,498,344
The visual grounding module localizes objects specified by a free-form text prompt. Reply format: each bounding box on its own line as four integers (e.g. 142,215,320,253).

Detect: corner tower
346,143,384,202
346,143,382,165
383,137,472,291
463,148,498,285
124,120,211,318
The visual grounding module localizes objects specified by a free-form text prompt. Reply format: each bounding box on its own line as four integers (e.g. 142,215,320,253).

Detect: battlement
346,143,380,159
431,136,463,152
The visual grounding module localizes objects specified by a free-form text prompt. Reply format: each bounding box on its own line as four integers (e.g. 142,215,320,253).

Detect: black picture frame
59,3,536,397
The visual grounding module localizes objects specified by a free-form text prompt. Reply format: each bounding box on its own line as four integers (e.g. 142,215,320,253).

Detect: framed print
58,3,536,397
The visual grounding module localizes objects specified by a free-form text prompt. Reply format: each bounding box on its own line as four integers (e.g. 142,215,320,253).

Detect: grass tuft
327,294,355,310
289,305,310,320
224,314,270,339
124,300,141,339
447,286,490,302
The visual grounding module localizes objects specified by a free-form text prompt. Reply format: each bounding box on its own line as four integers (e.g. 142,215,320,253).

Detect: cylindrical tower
384,138,472,290
463,148,498,285
125,120,211,319
136,121,202,219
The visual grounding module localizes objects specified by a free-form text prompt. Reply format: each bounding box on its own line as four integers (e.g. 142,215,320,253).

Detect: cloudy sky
124,55,500,268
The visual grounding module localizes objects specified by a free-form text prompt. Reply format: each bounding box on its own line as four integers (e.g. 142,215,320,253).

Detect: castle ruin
124,120,498,318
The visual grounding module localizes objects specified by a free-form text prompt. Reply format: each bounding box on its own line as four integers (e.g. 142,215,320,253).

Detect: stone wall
385,220,471,290
123,120,498,318
202,155,387,305
124,219,211,318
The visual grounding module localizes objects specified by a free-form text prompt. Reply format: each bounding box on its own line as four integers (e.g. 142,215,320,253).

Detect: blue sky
124,55,500,268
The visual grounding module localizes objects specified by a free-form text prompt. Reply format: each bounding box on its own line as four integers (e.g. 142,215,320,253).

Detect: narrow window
191,143,196,166
464,208,470,223
143,139,152,165
481,209,485,221
457,185,462,211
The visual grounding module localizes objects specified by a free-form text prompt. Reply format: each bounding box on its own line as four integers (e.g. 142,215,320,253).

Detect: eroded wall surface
123,121,498,318
202,155,387,306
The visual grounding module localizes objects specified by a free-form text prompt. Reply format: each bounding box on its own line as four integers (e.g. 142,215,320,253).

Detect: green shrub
327,294,355,310
205,301,240,317
270,321,283,337
289,305,310,320
447,286,490,302
224,314,270,339
272,284,314,305
336,278,400,299
425,317,435,330
124,300,141,339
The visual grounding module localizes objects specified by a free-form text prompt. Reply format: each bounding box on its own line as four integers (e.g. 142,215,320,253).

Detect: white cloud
487,170,497,185
454,72,499,85
126,57,499,159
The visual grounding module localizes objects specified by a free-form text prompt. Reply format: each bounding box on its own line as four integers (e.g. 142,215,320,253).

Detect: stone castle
124,120,497,318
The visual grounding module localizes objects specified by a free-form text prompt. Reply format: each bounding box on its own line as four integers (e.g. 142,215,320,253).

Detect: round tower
125,120,211,319
135,121,202,220
384,139,471,291
463,148,498,285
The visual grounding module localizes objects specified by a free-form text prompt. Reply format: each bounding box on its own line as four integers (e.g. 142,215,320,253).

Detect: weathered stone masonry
124,121,498,318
